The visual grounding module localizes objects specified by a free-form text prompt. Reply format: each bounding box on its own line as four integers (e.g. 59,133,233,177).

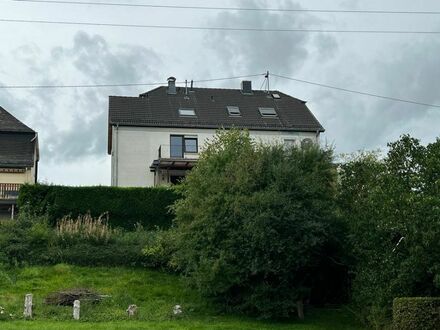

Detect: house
108,78,324,187
0,106,39,219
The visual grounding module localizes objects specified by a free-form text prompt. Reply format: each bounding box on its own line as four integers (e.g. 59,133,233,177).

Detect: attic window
227,106,241,116
259,107,278,117
178,108,196,117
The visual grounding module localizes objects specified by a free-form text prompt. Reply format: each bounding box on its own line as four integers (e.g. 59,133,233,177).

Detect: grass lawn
0,265,363,329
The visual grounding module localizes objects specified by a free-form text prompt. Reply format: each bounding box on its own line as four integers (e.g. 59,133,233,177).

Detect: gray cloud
203,0,337,77
1,31,162,163
314,37,440,153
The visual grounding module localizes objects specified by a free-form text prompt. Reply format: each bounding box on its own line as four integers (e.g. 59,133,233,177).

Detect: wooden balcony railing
0,183,21,200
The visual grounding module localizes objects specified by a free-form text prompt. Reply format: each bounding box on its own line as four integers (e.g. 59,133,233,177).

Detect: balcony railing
0,183,21,200
158,145,199,160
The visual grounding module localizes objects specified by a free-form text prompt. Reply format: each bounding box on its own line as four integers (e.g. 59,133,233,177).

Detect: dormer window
178,108,196,117
259,107,278,117
227,106,241,117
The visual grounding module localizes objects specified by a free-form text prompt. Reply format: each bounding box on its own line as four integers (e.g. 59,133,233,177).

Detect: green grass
0,265,363,329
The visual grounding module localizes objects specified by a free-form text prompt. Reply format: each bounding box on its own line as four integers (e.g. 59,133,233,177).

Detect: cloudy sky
1,0,439,185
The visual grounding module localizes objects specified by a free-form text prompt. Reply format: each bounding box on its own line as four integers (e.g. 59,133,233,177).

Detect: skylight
272,93,281,99
259,107,278,117
227,106,241,116
178,108,196,117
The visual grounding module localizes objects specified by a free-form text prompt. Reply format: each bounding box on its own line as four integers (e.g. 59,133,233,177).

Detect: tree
171,129,344,318
339,135,440,327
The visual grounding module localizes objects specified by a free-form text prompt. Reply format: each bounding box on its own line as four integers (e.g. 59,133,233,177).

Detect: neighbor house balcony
150,144,199,171
0,183,21,203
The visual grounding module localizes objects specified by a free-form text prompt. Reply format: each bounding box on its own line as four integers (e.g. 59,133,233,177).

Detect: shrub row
18,184,178,230
393,297,440,330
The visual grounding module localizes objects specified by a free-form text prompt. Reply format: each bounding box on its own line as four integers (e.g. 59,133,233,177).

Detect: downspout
115,124,119,187
31,133,39,183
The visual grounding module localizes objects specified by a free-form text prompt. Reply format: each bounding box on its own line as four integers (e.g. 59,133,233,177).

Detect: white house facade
108,78,324,187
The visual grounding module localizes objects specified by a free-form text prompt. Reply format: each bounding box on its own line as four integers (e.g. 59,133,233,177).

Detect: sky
0,0,439,185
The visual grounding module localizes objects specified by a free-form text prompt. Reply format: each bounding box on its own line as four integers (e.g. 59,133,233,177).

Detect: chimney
241,80,252,94
167,76,177,95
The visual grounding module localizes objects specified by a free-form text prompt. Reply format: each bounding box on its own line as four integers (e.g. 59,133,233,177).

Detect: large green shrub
339,136,440,327
393,297,440,330
171,130,345,319
18,185,178,230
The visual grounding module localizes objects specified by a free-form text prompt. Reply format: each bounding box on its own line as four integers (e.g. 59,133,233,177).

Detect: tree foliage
171,130,344,318
339,135,440,327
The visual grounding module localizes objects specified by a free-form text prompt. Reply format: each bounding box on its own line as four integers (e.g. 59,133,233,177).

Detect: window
301,138,314,149
178,108,196,117
170,135,184,158
227,106,241,116
170,135,198,158
184,138,198,153
272,93,281,99
284,139,297,149
259,107,278,117
170,175,185,185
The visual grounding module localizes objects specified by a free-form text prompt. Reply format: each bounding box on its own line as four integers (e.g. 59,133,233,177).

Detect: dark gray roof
0,106,38,168
0,132,36,168
0,106,35,133
108,86,324,132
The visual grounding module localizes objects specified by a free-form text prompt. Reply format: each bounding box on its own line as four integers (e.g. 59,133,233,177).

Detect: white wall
111,126,319,187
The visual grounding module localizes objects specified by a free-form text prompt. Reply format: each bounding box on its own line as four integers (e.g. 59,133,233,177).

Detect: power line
2,71,439,108
272,73,440,108
1,18,440,34
0,74,265,89
12,0,440,15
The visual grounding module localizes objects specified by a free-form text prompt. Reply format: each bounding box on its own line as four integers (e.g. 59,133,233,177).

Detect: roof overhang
150,158,197,172
109,121,325,133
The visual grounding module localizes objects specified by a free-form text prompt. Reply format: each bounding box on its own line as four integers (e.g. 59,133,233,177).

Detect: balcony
0,183,21,202
150,144,199,171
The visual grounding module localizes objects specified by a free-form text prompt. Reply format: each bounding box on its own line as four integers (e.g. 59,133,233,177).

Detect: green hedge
393,297,440,330
17,184,178,230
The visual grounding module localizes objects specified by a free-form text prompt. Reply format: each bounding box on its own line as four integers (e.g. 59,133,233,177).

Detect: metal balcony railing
0,183,21,200
158,145,199,160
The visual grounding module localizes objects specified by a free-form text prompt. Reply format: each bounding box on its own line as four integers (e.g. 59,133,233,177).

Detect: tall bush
171,130,345,319
339,136,440,327
18,185,178,230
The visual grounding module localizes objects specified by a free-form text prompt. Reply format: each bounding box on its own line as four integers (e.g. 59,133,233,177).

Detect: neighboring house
108,78,324,187
0,106,39,219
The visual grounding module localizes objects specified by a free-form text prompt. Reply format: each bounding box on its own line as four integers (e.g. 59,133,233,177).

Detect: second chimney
167,77,177,95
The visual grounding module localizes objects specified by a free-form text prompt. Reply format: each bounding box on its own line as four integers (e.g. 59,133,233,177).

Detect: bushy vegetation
0,210,167,268
1,130,438,327
338,136,440,327
393,297,440,330
170,130,347,319
18,185,178,230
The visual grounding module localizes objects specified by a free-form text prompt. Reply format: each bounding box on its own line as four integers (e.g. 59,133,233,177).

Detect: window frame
170,135,184,158
178,108,197,117
170,135,198,157
258,107,278,118
226,106,241,117
184,137,198,154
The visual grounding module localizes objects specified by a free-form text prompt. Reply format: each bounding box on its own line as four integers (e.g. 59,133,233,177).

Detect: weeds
56,213,115,244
